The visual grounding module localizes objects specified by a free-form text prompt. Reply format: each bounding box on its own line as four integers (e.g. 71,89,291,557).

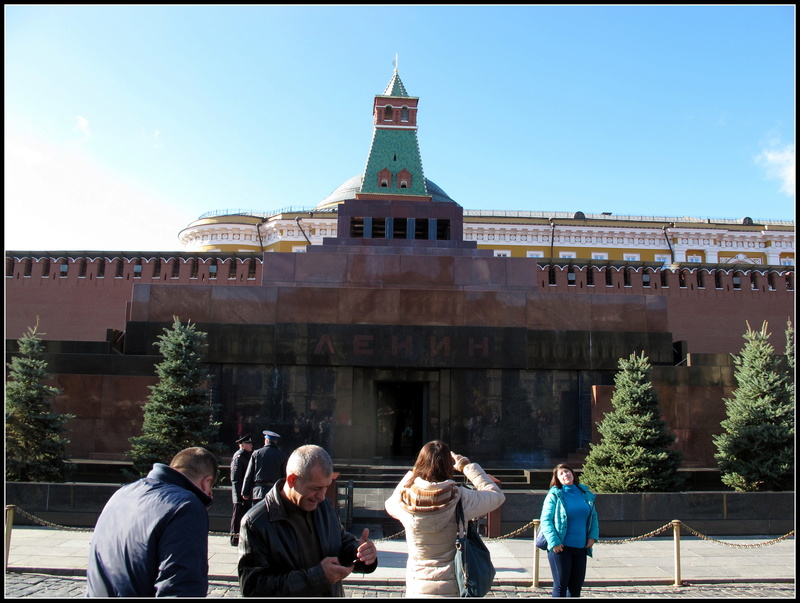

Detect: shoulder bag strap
454,494,467,538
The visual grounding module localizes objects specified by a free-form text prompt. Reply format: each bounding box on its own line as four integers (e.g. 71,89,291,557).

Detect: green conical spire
360,68,428,198
383,71,409,97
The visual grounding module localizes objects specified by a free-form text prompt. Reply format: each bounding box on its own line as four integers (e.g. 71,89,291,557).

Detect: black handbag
535,528,548,550
454,498,496,597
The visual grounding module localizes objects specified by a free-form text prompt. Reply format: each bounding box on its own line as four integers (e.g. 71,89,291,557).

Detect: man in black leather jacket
237,445,377,597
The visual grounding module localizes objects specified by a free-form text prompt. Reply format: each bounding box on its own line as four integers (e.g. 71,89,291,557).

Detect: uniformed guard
241,430,288,506
229,434,253,546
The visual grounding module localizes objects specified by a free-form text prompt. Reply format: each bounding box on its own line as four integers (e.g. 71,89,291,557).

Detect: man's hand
354,528,377,566
321,557,353,584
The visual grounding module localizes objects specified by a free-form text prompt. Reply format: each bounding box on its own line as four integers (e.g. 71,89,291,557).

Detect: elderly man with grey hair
237,445,377,597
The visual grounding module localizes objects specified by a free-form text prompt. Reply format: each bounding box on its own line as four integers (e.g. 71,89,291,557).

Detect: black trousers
230,500,252,544
547,546,588,597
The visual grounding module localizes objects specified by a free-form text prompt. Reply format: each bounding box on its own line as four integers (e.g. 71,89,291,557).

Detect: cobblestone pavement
3,573,795,598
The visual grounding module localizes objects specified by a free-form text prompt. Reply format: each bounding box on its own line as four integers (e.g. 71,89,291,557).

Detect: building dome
316,174,456,210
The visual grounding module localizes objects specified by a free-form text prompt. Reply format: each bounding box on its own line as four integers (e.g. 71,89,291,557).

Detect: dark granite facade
108,242,680,466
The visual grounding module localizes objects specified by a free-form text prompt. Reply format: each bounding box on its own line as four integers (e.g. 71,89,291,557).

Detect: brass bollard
672,519,683,586
532,519,541,588
5,505,16,572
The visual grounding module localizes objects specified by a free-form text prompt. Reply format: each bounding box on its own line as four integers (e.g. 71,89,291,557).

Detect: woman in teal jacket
539,464,599,597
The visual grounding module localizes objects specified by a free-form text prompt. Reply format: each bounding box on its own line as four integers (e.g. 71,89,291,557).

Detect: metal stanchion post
5,505,16,572
532,519,540,589
672,519,682,587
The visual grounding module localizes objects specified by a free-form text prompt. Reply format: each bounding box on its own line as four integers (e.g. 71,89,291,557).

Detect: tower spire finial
393,53,398,73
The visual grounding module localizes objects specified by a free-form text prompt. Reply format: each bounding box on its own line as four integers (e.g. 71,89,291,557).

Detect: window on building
153,260,161,278
679,270,686,288
527,251,544,258
494,250,510,258
567,267,576,285
560,252,576,259
97,259,105,278
732,273,741,289
415,218,429,240
606,268,614,287
401,106,409,122
436,219,451,241
393,217,408,239
133,263,142,278
624,268,631,287
78,259,87,277
350,217,365,238
623,253,640,261
786,274,794,291
697,270,704,288
41,258,50,277
372,218,386,239
190,259,198,279
592,252,607,260
781,258,794,266
660,270,669,287
209,262,217,278
60,263,68,277
384,105,393,120
23,258,32,277
587,267,594,286
228,262,236,280
715,270,723,289
642,271,651,287
247,258,257,279
115,259,123,278
688,255,702,263
172,260,180,279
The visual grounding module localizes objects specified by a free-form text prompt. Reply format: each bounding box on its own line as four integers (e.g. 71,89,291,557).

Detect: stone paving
3,572,796,598
5,523,795,598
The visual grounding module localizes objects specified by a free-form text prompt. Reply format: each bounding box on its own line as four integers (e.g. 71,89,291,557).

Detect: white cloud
5,127,192,251
756,142,795,196
74,115,91,137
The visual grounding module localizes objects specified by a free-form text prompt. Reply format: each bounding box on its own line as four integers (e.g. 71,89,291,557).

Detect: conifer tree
713,322,794,491
129,316,222,476
6,320,74,482
581,352,683,492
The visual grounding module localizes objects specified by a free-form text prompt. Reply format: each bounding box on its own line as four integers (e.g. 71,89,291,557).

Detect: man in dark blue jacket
86,447,218,597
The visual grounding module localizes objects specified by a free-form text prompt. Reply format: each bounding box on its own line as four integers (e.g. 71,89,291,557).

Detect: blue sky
5,5,795,251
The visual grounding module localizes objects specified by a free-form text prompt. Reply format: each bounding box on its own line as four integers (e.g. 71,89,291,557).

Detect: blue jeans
547,546,588,597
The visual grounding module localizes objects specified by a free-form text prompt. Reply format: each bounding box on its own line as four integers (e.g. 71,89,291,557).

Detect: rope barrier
5,505,795,548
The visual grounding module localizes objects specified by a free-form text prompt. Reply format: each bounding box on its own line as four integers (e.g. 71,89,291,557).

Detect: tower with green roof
359,68,430,201
322,67,477,250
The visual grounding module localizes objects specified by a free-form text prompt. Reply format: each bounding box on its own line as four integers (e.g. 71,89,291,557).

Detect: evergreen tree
129,316,222,476
713,322,794,491
785,318,795,373
6,320,74,482
581,352,684,492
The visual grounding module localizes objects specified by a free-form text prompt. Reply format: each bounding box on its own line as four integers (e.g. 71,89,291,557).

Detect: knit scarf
399,480,457,513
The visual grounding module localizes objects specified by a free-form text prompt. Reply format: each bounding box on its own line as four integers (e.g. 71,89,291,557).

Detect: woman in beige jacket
384,440,505,597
